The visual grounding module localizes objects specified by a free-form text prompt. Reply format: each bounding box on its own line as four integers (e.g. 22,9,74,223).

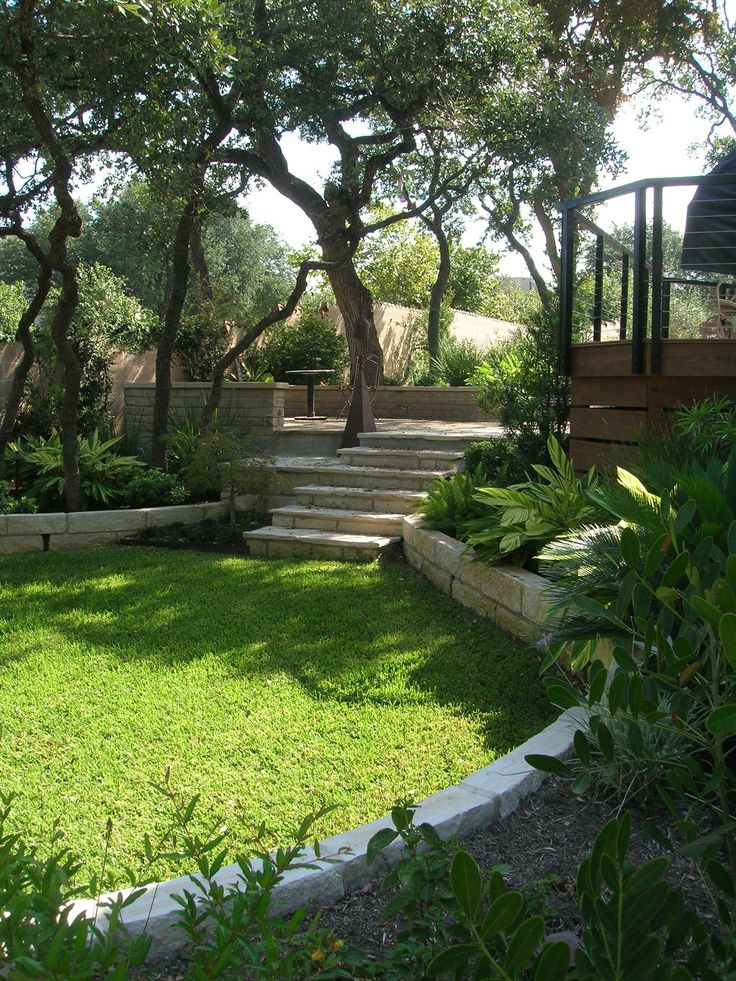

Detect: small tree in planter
182,427,277,525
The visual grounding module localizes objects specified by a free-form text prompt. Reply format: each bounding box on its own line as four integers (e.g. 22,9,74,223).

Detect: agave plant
464,435,600,566
14,430,143,510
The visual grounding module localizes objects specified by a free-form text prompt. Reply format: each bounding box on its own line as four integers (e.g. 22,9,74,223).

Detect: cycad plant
464,435,599,566
417,466,486,539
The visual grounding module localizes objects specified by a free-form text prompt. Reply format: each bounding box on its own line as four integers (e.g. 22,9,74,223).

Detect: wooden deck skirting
570,340,736,471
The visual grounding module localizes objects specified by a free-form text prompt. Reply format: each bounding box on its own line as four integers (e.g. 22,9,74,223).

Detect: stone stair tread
245,526,400,548
337,446,464,460
293,484,427,500
271,505,405,523
274,458,449,480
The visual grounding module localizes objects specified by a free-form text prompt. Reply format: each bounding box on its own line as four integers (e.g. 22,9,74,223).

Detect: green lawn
0,548,552,888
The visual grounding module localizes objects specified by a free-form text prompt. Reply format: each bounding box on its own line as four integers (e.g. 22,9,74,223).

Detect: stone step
271,505,404,536
359,431,493,454
337,446,465,472
244,526,401,562
274,458,446,492
294,485,427,515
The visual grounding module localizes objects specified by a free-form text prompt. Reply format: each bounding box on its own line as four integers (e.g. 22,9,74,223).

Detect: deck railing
559,174,736,376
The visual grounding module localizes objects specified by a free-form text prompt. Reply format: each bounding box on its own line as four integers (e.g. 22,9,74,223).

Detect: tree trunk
51,260,82,511
323,243,383,387
0,259,52,479
426,214,451,363
151,194,199,469
202,262,312,428
190,217,214,302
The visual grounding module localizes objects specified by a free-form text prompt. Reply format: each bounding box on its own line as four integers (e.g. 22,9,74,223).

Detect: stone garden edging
0,500,226,555
402,515,552,643
69,712,576,961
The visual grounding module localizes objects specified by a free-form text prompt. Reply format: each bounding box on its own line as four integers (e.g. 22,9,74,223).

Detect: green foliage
258,307,349,383
430,336,487,387
11,430,143,510
464,438,525,486
0,280,28,341
0,480,38,514
674,396,736,466
418,468,486,538
471,306,569,468
182,426,275,521
0,793,151,979
120,467,187,508
465,436,599,566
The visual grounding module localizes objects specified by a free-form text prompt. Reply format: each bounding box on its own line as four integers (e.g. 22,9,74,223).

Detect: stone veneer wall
284,384,492,422
0,501,226,555
123,383,289,450
401,515,551,641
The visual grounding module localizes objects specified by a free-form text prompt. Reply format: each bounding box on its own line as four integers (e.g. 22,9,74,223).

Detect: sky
242,87,726,279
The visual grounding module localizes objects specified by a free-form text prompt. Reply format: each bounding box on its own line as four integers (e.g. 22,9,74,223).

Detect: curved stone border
69,712,576,961
0,501,226,555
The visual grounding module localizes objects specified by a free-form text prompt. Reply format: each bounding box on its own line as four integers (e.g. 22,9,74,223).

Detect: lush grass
0,548,552,888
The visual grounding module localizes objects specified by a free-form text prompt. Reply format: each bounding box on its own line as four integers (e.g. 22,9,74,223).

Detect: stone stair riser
337,448,464,471
272,512,403,537
358,434,477,454
294,487,426,515
277,468,440,492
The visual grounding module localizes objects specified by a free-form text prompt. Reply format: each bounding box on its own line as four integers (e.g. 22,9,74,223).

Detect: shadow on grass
0,548,553,750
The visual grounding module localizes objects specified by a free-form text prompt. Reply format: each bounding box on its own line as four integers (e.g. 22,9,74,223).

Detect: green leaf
706,704,736,737
574,729,591,765
481,891,525,937
366,828,398,865
690,595,722,628
525,754,571,776
597,722,614,763
571,771,592,795
504,916,545,970
531,941,572,981
450,850,482,919
427,944,477,977
719,612,736,670
706,859,736,898
620,526,640,569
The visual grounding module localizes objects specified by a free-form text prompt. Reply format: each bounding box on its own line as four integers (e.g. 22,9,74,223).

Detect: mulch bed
138,777,716,978
120,536,251,555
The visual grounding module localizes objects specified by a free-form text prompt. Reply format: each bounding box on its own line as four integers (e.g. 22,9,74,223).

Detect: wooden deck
569,340,736,470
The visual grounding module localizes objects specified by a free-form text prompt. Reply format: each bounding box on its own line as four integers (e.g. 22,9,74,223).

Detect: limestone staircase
244,441,465,561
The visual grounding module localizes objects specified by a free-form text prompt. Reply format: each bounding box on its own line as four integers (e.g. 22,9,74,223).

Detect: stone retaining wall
0,501,226,555
123,383,289,450
284,384,492,422
401,516,551,642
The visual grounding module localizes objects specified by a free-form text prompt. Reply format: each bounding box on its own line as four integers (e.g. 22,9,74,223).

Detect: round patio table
285,368,335,419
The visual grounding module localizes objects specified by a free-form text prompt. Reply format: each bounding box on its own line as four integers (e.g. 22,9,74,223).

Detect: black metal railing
559,174,736,376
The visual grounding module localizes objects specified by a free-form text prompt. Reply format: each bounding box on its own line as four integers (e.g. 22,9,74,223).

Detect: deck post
631,187,648,374
619,253,629,340
650,185,664,374
661,280,671,339
559,205,575,375
592,235,604,342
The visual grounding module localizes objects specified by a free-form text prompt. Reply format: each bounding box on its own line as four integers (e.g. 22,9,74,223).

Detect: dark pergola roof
681,148,736,277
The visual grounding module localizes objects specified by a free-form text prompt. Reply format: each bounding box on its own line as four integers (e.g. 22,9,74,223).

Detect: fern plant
417,467,486,539
464,435,600,566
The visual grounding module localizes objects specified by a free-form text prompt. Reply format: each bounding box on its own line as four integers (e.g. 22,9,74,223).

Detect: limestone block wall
123,382,289,450
0,501,225,555
284,385,492,422
401,516,551,642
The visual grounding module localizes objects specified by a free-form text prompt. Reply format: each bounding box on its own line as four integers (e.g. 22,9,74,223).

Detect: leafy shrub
121,468,187,508
182,426,276,522
430,336,486,387
259,306,349,382
418,467,486,538
165,409,203,475
465,437,524,486
0,280,27,341
470,305,569,469
12,430,143,510
0,479,37,514
532,472,736,976
465,436,599,566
